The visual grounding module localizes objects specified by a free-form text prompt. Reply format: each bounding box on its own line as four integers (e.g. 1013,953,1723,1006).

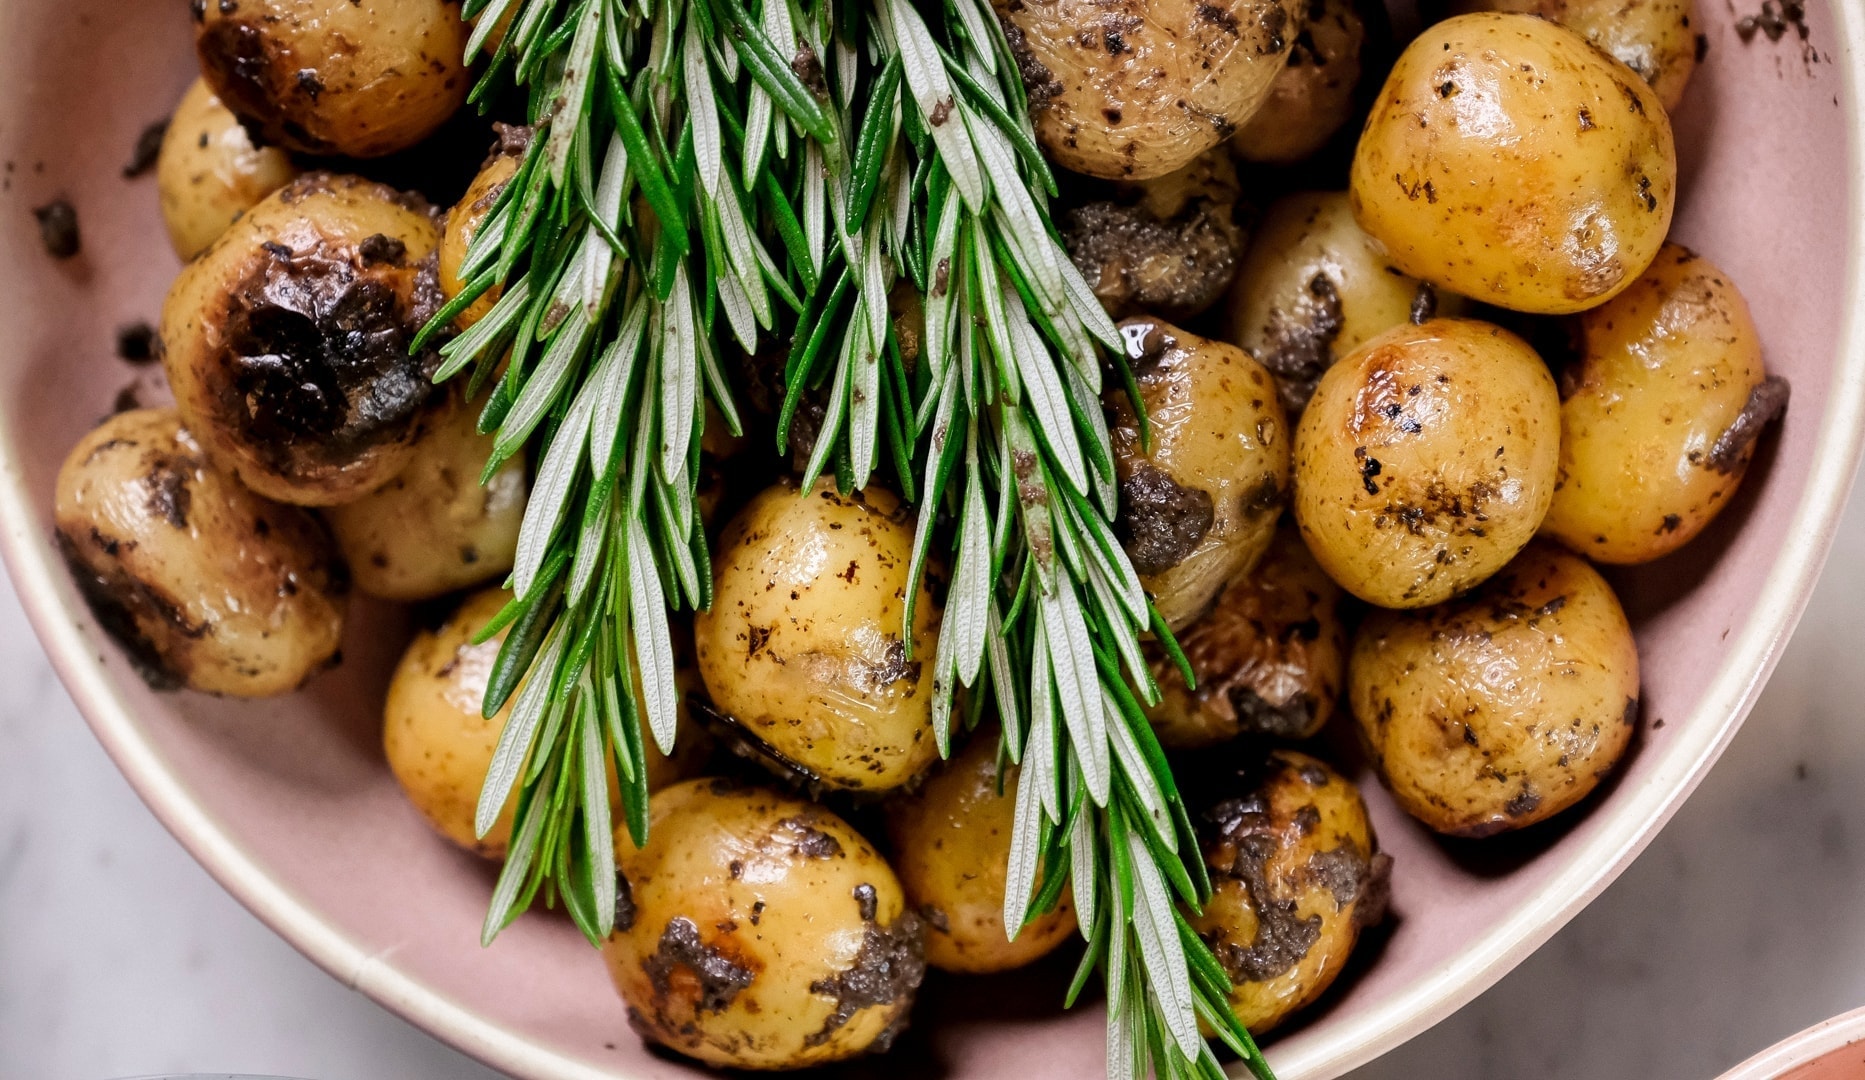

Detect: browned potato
1146,523,1346,747
157,78,301,262
54,408,346,697
996,0,1303,179
193,0,470,159
885,729,1078,973
1542,244,1787,564
1061,147,1246,322
607,780,924,1069
1231,0,1367,164
1185,750,1389,1034
160,173,447,507
1350,13,1676,314
1294,318,1560,608
1449,0,1699,111
1350,542,1639,836
1110,318,1290,630
437,126,529,331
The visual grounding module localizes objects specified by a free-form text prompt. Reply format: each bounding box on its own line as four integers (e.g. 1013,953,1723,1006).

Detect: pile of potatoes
50,0,1789,1070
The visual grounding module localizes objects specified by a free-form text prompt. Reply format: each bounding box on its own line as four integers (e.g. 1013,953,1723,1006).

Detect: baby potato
1294,318,1560,608
54,408,345,697
1225,191,1455,418
608,780,925,1069
885,729,1078,973
1449,0,1699,112
1231,0,1368,164
1185,750,1389,1034
1146,523,1346,747
996,0,1302,180
1350,13,1676,315
1542,244,1787,564
1109,319,1291,630
193,0,470,159
324,392,526,600
1061,147,1246,322
157,78,301,262
1350,542,1639,836
438,126,530,331
695,479,942,792
160,173,447,507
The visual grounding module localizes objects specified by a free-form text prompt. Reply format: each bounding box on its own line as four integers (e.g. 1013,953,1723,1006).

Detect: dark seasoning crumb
123,120,170,178
33,200,81,259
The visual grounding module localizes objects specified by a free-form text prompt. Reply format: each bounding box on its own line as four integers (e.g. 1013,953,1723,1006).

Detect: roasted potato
1449,0,1699,112
1349,13,1676,314
1294,318,1560,608
1061,147,1246,321
1109,318,1290,630
1542,244,1787,564
437,126,529,331
193,0,470,159
1351,542,1639,836
1147,523,1346,747
885,729,1078,973
996,0,1303,180
695,479,942,792
54,408,346,697
1185,750,1389,1034
608,780,925,1069
1231,0,1368,164
157,78,301,262
160,173,447,507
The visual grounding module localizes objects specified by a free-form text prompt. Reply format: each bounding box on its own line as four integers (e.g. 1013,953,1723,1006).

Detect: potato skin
1349,13,1676,314
1185,750,1389,1034
1350,542,1639,836
1231,0,1367,164
1147,523,1346,747
608,780,925,1069
1449,0,1699,112
157,79,301,262
884,731,1078,973
193,0,470,159
160,173,447,507
1294,318,1559,608
438,127,529,331
1110,318,1290,630
54,409,346,697
997,0,1302,180
695,480,942,792
1542,244,1786,564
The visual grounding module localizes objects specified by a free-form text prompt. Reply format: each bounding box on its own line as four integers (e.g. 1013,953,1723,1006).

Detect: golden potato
157,78,301,262
1450,0,1699,111
996,0,1303,179
695,479,942,792
438,127,529,331
1109,318,1290,630
193,0,470,159
1294,318,1560,608
1542,244,1787,564
1231,0,1367,164
1349,13,1676,314
1185,750,1389,1034
1146,523,1345,747
54,408,345,697
1350,542,1639,836
608,780,924,1069
885,730,1078,973
160,173,447,507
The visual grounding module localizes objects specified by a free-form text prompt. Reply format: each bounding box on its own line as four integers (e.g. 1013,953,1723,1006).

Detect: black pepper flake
33,200,81,259
123,120,169,178
116,323,158,365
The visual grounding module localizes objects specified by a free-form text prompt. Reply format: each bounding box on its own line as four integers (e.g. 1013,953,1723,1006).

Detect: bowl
1,3,1861,1078
1722,1008,1865,1080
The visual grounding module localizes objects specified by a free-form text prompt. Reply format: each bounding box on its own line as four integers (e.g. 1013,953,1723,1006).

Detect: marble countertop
6,486,1865,1080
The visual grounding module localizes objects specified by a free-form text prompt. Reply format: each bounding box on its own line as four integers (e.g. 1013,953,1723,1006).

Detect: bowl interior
0,3,1859,1079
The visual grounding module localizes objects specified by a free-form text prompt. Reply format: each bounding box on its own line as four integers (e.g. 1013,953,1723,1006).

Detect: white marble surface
5,483,1865,1080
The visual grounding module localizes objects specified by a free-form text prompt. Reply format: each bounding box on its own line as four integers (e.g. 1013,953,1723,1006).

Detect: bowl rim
1718,1007,1865,1080
4,8,1865,1080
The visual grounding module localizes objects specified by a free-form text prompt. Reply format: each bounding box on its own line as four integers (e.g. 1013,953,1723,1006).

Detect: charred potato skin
998,0,1303,180
1542,245,1785,564
160,173,448,507
1449,0,1699,111
1349,13,1677,315
1109,319,1291,631
157,78,302,262
1147,523,1346,747
1062,148,1246,322
54,408,346,697
438,127,530,331
192,0,471,159
1186,750,1389,1034
608,780,925,1069
1293,318,1560,609
1231,0,1367,164
1350,542,1639,836
885,731,1078,973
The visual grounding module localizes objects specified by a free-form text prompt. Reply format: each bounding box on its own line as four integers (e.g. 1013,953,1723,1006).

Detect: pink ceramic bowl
1722,1009,1865,1080
1,3,1862,1078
